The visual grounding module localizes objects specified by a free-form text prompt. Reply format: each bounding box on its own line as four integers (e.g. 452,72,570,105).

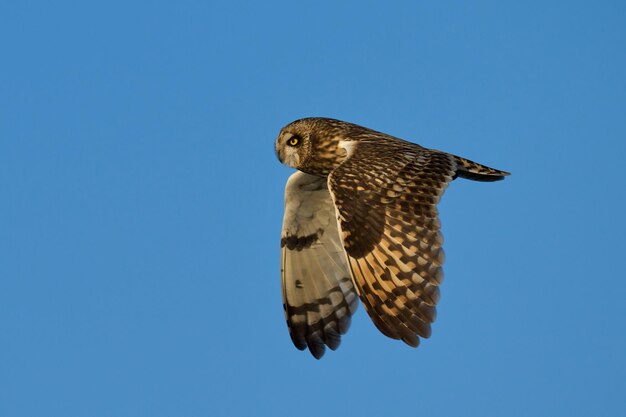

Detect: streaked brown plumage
276,117,509,358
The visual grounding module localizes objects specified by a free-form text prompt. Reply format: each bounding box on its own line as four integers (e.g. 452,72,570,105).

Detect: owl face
275,118,351,176
275,126,312,170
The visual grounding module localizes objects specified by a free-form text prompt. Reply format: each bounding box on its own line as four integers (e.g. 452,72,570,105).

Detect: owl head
275,118,355,176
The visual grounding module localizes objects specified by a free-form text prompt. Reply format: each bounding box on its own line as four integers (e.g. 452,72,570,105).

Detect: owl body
276,117,509,359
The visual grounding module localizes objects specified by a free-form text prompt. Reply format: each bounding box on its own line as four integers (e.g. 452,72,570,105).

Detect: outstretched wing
328,139,456,347
281,171,359,359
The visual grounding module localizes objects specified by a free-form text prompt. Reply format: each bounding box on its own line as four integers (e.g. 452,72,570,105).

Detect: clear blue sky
1,1,625,416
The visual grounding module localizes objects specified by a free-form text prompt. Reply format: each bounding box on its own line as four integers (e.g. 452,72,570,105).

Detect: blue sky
1,1,625,416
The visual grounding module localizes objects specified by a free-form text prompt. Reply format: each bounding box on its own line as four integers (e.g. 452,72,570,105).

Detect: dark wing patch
281,233,319,251
328,140,456,347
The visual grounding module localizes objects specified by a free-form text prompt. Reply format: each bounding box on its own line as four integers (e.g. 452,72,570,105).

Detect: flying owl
275,117,509,359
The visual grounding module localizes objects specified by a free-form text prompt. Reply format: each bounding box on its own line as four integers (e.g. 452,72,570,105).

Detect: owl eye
287,136,301,147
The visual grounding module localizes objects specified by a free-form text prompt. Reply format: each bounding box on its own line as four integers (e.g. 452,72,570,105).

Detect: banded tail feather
453,155,510,182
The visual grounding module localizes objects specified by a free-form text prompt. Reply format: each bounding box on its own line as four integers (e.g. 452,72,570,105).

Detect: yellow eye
287,136,300,146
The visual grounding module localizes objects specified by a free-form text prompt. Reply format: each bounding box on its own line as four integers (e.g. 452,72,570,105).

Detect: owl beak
275,142,284,163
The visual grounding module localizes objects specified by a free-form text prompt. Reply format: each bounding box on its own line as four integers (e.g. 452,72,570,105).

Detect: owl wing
327,140,456,347
281,171,360,359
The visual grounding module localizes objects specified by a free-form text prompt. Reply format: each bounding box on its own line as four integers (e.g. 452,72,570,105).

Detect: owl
275,117,509,359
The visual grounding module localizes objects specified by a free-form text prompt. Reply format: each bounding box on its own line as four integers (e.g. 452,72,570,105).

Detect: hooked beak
275,141,283,163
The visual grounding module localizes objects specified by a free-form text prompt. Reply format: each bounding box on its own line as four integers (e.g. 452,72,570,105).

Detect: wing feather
328,139,456,347
281,171,359,359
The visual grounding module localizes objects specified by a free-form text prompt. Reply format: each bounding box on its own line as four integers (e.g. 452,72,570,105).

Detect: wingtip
308,344,326,360
402,334,421,348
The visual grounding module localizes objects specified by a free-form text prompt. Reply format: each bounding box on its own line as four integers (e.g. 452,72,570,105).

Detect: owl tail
452,155,511,182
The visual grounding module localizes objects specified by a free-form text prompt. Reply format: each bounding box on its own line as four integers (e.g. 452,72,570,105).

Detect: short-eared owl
275,117,509,359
